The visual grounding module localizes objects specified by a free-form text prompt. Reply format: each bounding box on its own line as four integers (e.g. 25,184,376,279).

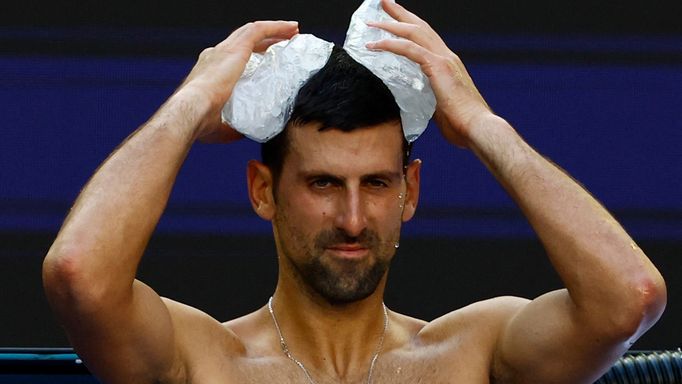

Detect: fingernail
365,42,376,49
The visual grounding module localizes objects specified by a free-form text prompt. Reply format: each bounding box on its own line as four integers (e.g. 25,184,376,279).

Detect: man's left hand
366,0,492,148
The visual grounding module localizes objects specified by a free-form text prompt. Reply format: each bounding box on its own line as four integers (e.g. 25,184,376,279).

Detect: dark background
1,0,680,350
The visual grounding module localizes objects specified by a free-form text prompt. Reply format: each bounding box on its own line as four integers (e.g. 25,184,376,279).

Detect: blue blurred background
1,0,680,350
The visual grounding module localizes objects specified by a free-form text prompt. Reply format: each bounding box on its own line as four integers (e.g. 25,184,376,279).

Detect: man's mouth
325,244,369,259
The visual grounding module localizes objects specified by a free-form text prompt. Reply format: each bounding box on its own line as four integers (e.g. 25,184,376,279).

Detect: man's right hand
178,20,299,143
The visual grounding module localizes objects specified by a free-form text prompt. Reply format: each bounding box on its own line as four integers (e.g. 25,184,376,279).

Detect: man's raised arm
367,1,666,383
42,21,299,384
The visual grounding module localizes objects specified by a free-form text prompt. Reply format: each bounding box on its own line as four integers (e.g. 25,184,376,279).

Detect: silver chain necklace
267,297,388,384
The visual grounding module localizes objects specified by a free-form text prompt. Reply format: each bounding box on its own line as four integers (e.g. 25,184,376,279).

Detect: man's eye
312,179,333,188
367,179,388,188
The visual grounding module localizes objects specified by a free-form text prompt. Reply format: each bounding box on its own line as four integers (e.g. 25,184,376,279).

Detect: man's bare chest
188,347,491,384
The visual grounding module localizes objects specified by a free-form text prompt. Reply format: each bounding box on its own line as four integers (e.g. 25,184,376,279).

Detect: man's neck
268,278,389,380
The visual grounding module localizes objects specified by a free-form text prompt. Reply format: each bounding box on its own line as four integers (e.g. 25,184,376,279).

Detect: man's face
270,121,417,305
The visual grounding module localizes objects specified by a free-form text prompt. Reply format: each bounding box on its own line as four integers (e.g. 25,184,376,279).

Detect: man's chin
315,284,378,306
307,264,386,305
290,247,390,305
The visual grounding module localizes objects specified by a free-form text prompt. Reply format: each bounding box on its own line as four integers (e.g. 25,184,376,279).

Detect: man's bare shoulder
161,298,247,357
376,297,532,383
221,305,283,357
415,296,529,348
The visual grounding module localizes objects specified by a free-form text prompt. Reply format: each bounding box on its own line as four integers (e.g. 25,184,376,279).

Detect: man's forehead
287,120,403,145
285,121,405,172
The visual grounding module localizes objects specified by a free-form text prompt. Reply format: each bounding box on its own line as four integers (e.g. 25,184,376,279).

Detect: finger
366,38,433,67
217,20,299,50
379,0,428,28
253,37,290,53
366,20,434,49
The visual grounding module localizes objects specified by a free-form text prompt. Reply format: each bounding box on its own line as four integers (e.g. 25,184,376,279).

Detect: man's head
261,45,412,190
247,45,421,305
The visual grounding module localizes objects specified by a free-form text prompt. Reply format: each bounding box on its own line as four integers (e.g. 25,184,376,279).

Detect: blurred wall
1,1,680,350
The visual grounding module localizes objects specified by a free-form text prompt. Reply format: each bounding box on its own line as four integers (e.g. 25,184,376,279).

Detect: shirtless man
42,1,667,383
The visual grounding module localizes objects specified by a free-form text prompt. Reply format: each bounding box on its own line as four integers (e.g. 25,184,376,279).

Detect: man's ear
247,160,276,221
401,159,421,222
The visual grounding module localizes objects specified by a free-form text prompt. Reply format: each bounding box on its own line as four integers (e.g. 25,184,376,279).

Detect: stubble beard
281,226,396,306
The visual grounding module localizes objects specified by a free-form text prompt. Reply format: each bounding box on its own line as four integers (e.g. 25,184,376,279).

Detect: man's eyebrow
361,171,403,181
298,171,346,182
297,170,403,181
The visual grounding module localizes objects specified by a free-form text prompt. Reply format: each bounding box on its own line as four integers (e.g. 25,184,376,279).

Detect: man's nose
333,187,367,238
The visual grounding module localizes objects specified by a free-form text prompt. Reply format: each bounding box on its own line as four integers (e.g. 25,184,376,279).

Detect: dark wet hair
261,45,411,188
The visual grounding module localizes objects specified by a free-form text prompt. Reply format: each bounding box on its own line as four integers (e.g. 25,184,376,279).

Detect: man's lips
325,244,369,259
